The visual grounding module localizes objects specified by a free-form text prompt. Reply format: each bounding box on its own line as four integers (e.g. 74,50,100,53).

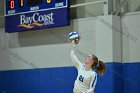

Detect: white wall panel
122,12,140,63
96,16,113,62
0,16,122,70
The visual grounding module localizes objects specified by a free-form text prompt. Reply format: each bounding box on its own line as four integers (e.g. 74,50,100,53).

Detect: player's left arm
86,74,97,93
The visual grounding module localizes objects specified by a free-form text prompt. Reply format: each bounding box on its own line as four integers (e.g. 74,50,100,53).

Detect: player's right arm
71,49,82,69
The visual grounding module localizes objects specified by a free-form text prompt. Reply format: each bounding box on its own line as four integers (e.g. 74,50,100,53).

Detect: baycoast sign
5,0,69,33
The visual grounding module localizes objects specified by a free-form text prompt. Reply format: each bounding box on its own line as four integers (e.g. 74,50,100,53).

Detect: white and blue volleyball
68,31,80,44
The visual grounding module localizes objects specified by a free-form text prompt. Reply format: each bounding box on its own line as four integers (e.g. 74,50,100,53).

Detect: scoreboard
5,0,70,33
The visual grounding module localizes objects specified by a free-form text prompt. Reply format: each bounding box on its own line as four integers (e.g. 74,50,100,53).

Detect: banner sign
5,0,70,33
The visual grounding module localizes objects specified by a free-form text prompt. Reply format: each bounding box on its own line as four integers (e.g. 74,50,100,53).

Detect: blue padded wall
123,63,140,93
0,63,139,93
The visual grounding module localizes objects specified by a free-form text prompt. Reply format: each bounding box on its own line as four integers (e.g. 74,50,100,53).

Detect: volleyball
68,31,80,44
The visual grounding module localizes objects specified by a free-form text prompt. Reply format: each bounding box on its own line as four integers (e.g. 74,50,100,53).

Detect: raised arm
71,49,82,69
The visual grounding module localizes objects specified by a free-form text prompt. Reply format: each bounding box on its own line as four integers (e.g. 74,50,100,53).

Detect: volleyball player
70,40,106,93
